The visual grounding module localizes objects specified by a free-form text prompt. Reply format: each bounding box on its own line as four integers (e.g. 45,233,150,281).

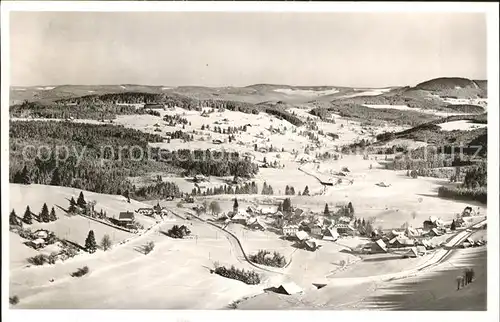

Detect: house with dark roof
116,211,135,228
371,239,388,253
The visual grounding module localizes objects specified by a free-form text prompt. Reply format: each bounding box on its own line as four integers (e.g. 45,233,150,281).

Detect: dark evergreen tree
69,197,77,213
23,206,33,224
40,203,50,223
21,165,31,184
303,186,310,196
49,207,57,221
50,167,61,186
324,203,330,215
451,219,457,231
85,230,97,253
233,198,239,210
77,191,87,208
348,202,355,216
10,209,20,226
285,185,290,195
361,218,366,227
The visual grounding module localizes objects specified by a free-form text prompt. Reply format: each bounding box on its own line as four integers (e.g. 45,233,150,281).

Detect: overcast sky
10,12,487,87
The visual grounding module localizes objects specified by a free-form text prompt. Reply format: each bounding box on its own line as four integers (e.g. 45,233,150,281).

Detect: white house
136,208,154,216
282,224,299,236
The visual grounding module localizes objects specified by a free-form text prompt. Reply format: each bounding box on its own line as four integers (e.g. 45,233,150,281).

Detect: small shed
28,238,46,249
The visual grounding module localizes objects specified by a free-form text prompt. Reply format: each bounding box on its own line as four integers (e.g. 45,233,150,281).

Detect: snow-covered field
437,120,487,131
341,88,393,98
9,184,157,249
363,104,472,117
273,88,339,97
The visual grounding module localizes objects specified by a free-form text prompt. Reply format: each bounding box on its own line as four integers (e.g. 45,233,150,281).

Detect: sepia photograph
2,1,498,318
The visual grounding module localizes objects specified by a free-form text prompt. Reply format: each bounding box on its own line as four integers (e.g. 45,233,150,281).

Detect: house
271,282,304,295
258,205,278,215
136,208,154,216
428,228,443,237
28,238,46,250
403,247,419,258
295,230,310,242
416,246,427,255
116,211,135,228
322,227,339,242
423,220,437,230
335,224,356,236
282,224,299,236
371,239,388,253
405,227,420,238
304,239,319,251
389,237,414,248
231,210,248,224
309,224,323,236
462,206,473,217
33,229,49,240
337,216,352,225
390,230,406,239
247,218,266,231
294,208,304,217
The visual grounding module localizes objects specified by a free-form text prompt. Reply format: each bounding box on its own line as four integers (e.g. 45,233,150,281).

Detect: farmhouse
427,228,443,237
335,224,355,236
371,239,388,253
322,227,339,242
230,210,249,225
136,208,154,216
295,230,310,242
246,217,265,231
309,224,323,236
116,211,135,228
388,237,414,248
283,224,299,236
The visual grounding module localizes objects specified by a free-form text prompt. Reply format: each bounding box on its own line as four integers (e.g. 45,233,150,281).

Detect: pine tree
324,203,330,215
40,203,50,223
10,209,20,226
22,165,31,184
303,186,310,196
285,185,290,195
348,202,355,216
85,230,97,253
69,197,77,213
233,198,239,210
77,191,86,208
262,182,268,195
50,167,61,186
290,186,295,195
49,207,57,221
451,219,456,231
361,218,366,227
23,206,33,224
